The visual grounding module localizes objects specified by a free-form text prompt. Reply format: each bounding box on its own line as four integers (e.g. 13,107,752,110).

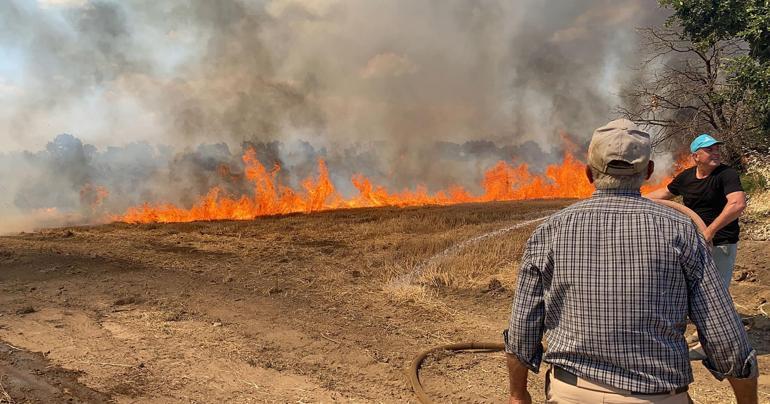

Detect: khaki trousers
546,369,691,404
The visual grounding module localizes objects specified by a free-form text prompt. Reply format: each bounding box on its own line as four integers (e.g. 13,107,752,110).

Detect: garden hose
407,199,708,404
652,199,708,235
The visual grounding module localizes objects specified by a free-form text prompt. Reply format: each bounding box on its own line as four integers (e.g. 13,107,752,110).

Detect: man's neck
593,188,642,196
695,164,718,179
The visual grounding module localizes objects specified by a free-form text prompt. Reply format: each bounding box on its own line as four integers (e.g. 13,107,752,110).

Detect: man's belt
552,366,689,396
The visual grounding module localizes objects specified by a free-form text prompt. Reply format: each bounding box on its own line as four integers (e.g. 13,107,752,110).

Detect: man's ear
646,160,654,180
585,165,594,184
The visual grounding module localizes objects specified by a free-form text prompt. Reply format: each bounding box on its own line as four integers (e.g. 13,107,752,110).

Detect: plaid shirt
505,189,757,393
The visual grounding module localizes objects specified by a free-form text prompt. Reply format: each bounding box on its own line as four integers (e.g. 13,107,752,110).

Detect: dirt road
1,200,768,403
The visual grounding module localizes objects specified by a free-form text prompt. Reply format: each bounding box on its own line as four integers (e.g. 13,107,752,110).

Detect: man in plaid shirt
504,119,758,403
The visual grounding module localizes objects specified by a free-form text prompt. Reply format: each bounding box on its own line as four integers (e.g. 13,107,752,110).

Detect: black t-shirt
667,165,744,245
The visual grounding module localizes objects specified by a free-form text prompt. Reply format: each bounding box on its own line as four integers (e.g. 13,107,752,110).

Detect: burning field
0,0,688,235
115,148,683,224
1,1,769,402
1,200,769,403
0,132,687,233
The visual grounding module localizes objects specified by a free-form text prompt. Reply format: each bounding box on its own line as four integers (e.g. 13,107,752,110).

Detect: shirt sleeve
679,223,757,380
504,219,554,372
667,172,683,196
720,167,744,195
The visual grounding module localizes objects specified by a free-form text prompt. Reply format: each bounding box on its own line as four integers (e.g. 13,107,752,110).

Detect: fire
641,153,693,194
116,149,691,224
80,183,109,211
480,153,593,200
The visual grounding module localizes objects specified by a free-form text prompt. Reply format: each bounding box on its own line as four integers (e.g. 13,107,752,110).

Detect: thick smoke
0,0,669,232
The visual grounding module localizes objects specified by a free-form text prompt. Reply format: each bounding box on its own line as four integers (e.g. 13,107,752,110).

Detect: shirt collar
592,188,642,198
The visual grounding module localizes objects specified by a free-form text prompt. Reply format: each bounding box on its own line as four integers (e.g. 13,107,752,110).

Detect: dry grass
382,274,460,317
351,200,566,312
382,280,435,306
412,223,538,290
34,199,570,312
0,378,13,404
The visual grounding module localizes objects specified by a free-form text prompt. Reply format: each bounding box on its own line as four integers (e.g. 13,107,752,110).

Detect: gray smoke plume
0,0,670,232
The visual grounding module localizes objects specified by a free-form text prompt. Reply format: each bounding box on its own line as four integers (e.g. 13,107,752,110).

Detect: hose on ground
408,342,505,404
407,199,707,404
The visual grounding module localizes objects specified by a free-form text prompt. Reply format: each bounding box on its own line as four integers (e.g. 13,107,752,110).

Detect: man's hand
508,390,532,404
506,354,532,404
704,191,746,241
703,227,716,243
728,376,758,404
643,187,675,200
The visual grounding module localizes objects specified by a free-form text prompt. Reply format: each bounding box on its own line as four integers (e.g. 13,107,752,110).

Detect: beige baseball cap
587,119,651,176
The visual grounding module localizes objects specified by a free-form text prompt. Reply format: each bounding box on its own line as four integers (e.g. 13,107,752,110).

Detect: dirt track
0,200,768,403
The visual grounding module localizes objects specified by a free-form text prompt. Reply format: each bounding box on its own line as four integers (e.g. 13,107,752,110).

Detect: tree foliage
662,0,769,130
622,0,769,161
660,0,768,59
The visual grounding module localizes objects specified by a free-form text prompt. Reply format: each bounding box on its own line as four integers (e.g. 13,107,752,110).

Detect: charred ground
0,200,768,403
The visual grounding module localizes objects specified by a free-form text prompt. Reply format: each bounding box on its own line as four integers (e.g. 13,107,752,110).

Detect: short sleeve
720,167,743,195
667,172,683,196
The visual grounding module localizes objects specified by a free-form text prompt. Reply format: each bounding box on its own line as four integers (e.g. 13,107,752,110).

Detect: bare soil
0,200,768,403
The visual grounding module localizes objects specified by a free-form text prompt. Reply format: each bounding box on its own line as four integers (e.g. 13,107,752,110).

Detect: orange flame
80,183,109,211
116,149,692,224
640,153,693,194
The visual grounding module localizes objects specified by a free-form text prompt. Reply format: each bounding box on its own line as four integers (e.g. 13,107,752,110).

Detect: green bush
742,172,769,194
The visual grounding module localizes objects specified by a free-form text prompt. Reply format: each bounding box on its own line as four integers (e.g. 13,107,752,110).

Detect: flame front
117,149,690,224
80,184,109,211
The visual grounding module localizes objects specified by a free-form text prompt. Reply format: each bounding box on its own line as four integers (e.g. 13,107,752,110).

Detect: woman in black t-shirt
644,134,747,290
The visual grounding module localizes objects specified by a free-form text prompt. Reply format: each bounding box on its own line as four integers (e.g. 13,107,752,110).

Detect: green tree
621,0,769,162
662,0,769,131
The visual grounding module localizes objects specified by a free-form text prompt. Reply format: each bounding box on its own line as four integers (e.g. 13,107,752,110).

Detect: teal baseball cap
690,134,723,153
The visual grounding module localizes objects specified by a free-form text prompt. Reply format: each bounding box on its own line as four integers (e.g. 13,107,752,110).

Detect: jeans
712,243,738,290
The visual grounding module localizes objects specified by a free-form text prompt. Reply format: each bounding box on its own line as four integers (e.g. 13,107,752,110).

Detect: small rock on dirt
15,306,36,315
164,311,187,322
267,286,283,295
483,278,506,295
734,270,757,282
113,296,141,306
